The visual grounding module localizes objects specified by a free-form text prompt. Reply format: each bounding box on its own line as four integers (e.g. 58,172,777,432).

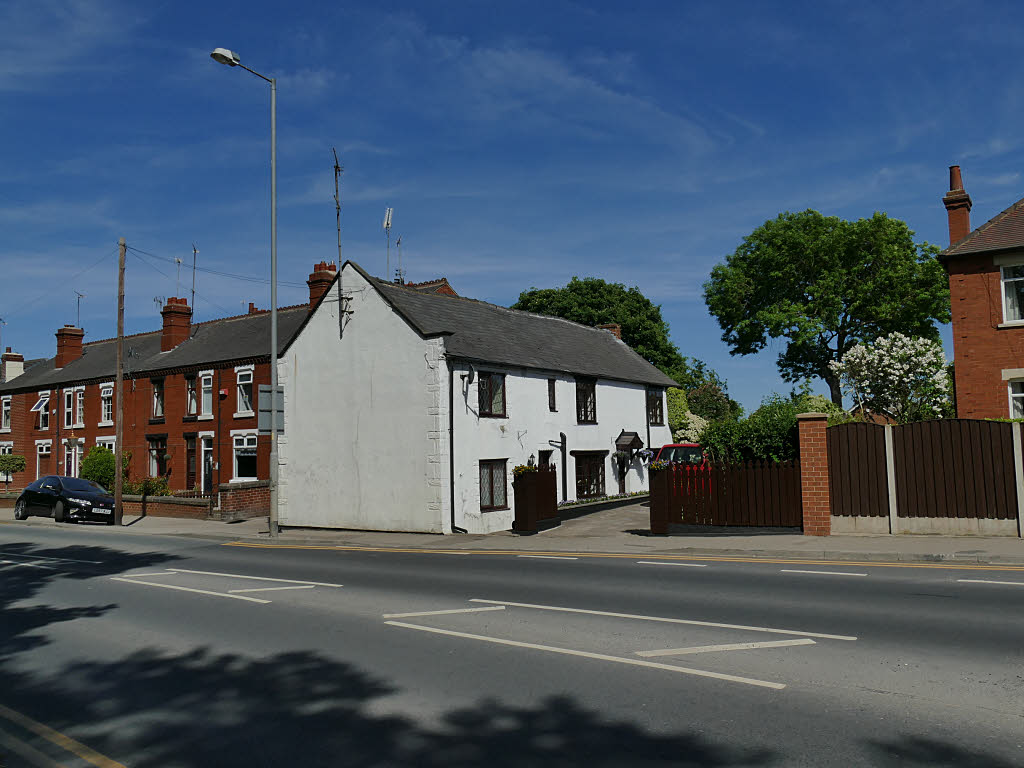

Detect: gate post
797,413,831,536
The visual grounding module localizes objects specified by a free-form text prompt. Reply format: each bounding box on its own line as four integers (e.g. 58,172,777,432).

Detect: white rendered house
277,261,676,534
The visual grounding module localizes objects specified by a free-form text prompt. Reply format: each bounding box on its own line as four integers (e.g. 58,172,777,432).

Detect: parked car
654,443,707,466
13,476,116,525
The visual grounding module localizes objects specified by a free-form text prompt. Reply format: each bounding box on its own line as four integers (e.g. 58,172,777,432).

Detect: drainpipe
449,362,466,533
560,431,567,501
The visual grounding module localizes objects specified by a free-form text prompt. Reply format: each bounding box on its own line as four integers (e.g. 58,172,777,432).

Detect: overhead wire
128,249,236,318
126,245,307,289
0,246,118,323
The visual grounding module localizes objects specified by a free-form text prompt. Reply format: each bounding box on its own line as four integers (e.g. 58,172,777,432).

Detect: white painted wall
450,362,672,533
277,265,449,533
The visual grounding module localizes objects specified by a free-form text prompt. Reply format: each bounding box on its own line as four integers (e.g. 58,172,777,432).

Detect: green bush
80,446,132,491
122,476,172,497
666,387,689,434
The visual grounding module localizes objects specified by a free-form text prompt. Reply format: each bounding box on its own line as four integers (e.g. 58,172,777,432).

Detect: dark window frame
548,379,557,412
575,452,606,499
647,388,664,426
478,373,507,418
576,378,597,424
479,459,508,510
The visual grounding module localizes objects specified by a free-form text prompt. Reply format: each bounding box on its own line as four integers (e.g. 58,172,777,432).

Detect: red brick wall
0,361,272,492
947,253,1024,419
217,480,270,517
797,413,831,536
122,495,211,519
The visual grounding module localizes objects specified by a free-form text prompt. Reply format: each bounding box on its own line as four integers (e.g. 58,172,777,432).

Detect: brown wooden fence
827,423,888,517
650,462,802,534
893,420,1017,520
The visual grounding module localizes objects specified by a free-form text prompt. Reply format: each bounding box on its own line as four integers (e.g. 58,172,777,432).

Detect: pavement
5,500,1024,565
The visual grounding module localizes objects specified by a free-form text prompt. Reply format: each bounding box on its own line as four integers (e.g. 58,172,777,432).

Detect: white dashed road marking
637,638,816,657
382,606,507,619
636,561,707,568
516,555,579,561
780,570,867,577
957,579,1024,587
229,585,316,594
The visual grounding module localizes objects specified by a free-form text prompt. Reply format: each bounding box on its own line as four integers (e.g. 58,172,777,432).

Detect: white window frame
0,442,12,483
185,375,198,416
99,383,113,426
35,440,51,480
230,429,258,482
234,365,255,418
31,391,50,430
0,396,10,432
152,379,165,419
96,436,116,452
1009,380,1024,419
63,390,74,428
199,370,214,420
62,439,82,477
74,386,85,428
1002,264,1024,325
199,430,215,493
148,437,167,477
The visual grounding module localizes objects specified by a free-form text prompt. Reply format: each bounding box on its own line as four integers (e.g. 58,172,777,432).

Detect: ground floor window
233,434,258,481
575,452,607,499
479,459,508,510
0,443,12,483
148,437,168,477
1011,381,1024,418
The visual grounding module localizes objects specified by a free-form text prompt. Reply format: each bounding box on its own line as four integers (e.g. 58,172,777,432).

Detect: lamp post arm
237,62,273,84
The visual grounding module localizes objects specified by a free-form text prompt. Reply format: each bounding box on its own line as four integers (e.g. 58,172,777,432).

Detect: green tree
666,388,689,434
512,277,684,373
0,454,27,491
704,210,950,405
80,445,129,491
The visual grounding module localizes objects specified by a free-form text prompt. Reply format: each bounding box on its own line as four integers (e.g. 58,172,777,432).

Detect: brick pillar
797,412,831,536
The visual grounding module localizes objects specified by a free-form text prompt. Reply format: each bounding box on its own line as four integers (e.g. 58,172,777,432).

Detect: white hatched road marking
470,599,857,641
517,555,578,561
382,606,506,619
636,561,707,568
229,585,316,594
957,578,1024,587
167,568,344,588
0,551,100,564
637,638,816,657
385,621,786,690
0,560,56,570
110,577,271,604
780,569,867,577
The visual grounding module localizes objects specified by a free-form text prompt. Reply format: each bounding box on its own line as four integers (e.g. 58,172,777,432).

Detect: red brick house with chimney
0,262,460,495
941,165,1024,418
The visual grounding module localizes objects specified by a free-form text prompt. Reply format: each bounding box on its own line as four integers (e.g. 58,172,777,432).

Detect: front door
201,437,213,493
185,438,197,491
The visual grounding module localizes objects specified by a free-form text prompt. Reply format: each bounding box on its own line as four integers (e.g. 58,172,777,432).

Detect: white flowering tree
829,333,952,423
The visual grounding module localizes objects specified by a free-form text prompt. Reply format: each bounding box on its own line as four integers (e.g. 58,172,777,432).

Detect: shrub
0,454,27,490
666,387,690,434
80,446,132,492
122,477,172,496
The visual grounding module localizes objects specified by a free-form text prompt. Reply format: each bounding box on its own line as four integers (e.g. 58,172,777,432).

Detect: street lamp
211,46,280,536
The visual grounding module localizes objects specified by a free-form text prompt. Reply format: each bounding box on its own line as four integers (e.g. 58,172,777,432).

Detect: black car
14,476,116,525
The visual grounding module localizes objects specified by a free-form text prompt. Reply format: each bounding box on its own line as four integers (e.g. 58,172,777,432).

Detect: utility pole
332,148,345,339
114,238,126,526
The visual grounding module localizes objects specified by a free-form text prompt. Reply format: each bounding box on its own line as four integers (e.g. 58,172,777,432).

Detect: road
0,522,1022,767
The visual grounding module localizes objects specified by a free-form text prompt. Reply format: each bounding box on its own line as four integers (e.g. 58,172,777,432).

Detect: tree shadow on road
867,735,1020,768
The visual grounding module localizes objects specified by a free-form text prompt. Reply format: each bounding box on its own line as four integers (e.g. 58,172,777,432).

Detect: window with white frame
0,443,12,483
1003,265,1024,323
96,437,116,452
63,390,74,428
1,396,10,431
151,379,164,419
1010,381,1024,418
233,433,258,480
236,367,254,416
200,373,213,417
31,392,49,430
74,388,85,428
148,437,167,477
100,385,113,425
185,375,197,416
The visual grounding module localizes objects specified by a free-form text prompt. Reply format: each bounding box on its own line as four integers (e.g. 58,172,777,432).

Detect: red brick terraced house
941,165,1024,418
1,261,456,496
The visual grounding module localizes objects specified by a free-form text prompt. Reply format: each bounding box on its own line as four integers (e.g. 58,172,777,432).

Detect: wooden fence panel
892,420,1017,520
827,422,888,517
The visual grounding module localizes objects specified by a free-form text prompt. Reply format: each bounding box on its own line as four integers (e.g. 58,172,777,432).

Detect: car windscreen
663,446,704,464
61,478,108,494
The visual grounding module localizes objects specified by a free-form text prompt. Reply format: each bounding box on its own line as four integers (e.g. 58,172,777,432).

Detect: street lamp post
211,47,280,536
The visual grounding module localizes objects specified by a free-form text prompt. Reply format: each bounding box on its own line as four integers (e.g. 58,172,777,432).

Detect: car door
36,476,61,515
21,479,43,513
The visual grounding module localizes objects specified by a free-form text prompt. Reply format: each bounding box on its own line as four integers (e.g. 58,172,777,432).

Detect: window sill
0,428,9,434
234,411,255,419
97,421,114,428
197,414,214,421
998,322,1024,329
149,418,165,425
480,506,510,512
577,421,598,426
230,477,258,484
183,415,198,422
479,413,508,419
73,422,85,429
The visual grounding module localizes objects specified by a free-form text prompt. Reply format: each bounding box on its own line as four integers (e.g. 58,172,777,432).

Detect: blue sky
3,0,1024,411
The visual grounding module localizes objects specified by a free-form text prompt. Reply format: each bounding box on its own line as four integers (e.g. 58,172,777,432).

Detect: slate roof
942,195,1024,259
401,278,458,296
357,265,676,388
0,306,309,394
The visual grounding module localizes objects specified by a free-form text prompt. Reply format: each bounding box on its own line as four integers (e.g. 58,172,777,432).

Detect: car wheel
14,500,27,520
53,500,66,523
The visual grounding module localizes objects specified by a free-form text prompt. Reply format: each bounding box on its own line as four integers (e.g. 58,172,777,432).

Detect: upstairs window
479,459,508,510
185,376,198,416
548,379,556,412
1003,265,1024,323
151,379,165,419
236,368,254,416
478,373,506,417
100,386,113,425
63,390,74,428
647,388,664,426
576,378,597,424
200,374,213,417
74,388,85,428
1,396,9,430
31,393,49,430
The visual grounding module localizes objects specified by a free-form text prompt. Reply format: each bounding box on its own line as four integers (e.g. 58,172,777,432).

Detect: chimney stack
1,346,25,383
943,164,973,246
160,297,192,352
55,325,84,368
307,261,338,310
597,323,623,340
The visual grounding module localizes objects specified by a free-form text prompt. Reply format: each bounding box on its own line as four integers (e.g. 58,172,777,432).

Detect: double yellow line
223,541,1024,572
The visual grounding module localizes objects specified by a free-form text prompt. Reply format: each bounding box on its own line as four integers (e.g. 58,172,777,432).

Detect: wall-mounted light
528,453,536,467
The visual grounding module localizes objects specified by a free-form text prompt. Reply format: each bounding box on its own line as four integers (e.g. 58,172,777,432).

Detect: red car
654,443,707,466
